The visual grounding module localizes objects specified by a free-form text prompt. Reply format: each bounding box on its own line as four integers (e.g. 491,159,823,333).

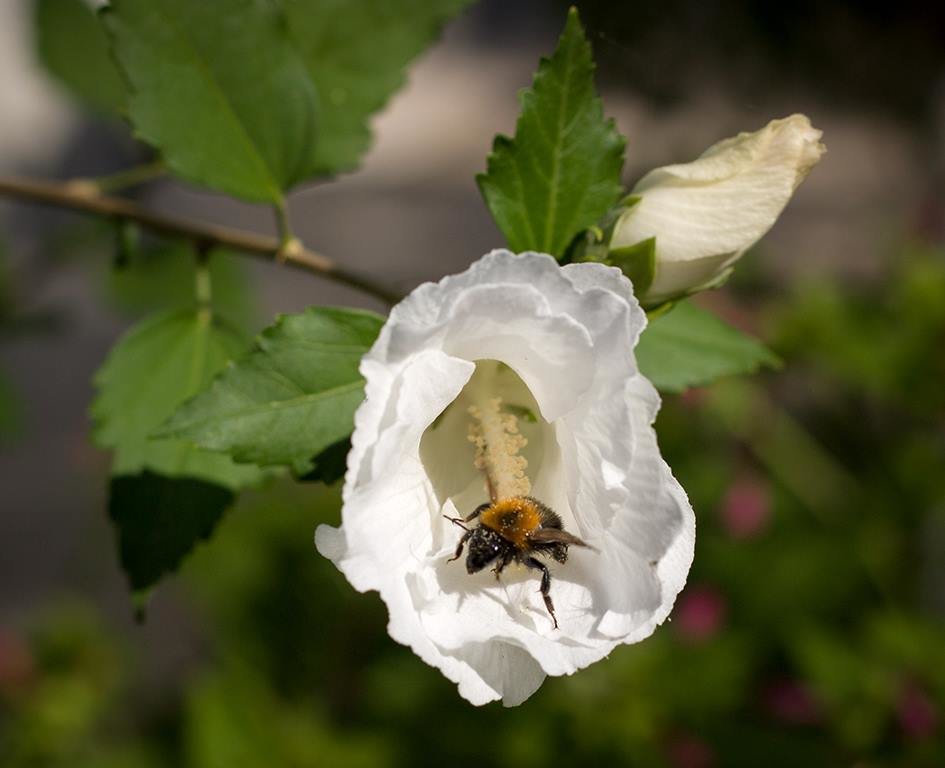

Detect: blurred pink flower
896,682,938,740
674,585,727,642
0,628,33,695
762,678,821,725
721,480,770,539
666,733,715,768
679,387,707,409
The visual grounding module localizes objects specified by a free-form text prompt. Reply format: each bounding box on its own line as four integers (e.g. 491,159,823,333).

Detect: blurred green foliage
35,0,127,116
3,246,944,765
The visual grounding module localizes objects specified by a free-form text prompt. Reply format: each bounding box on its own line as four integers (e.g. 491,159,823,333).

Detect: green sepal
607,237,656,296
567,200,627,264
645,299,677,320
569,197,657,296
641,264,737,312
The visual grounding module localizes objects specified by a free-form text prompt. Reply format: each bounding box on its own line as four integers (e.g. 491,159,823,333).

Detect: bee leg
525,557,558,630
448,530,472,562
492,551,513,579
465,502,491,522
444,502,490,531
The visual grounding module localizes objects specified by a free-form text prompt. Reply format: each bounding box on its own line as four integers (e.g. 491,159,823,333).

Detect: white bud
611,114,825,305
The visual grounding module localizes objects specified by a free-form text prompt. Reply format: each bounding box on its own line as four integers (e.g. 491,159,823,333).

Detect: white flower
611,114,825,305
315,250,695,706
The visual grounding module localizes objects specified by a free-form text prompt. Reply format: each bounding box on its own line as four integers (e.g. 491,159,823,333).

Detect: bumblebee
446,495,589,629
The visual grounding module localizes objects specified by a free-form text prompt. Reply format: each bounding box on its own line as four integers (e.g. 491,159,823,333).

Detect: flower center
420,360,554,520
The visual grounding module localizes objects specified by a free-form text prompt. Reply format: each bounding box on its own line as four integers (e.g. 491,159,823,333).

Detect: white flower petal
612,114,825,303
317,250,695,705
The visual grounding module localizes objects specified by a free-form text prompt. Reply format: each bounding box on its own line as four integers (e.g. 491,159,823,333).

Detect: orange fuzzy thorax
480,496,542,550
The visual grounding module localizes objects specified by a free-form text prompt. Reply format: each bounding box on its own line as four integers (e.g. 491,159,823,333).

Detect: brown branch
0,175,401,306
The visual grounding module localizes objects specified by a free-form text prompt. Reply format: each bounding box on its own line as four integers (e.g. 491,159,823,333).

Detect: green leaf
104,243,257,332
34,0,127,115
93,309,268,593
104,0,318,202
159,307,384,472
636,301,781,393
109,472,233,592
477,8,625,258
283,0,472,176
91,309,264,489
296,437,351,485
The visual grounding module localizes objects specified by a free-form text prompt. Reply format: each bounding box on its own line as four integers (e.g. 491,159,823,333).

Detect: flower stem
0,175,401,306
83,160,166,193
273,199,303,264
194,251,212,308
194,248,213,325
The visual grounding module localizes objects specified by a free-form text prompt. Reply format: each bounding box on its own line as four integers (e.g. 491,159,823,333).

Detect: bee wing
529,528,595,550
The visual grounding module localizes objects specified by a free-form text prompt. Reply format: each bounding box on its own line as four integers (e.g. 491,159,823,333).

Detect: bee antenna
443,514,469,531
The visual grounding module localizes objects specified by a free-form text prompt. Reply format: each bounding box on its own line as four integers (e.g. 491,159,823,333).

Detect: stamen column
467,397,531,502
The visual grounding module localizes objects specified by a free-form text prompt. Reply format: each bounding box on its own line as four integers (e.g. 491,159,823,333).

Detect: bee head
465,527,505,573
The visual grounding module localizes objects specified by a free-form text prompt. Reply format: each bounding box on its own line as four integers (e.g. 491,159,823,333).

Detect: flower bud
609,114,825,306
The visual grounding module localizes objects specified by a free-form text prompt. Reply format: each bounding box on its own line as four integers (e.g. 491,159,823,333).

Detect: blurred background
1,0,944,765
